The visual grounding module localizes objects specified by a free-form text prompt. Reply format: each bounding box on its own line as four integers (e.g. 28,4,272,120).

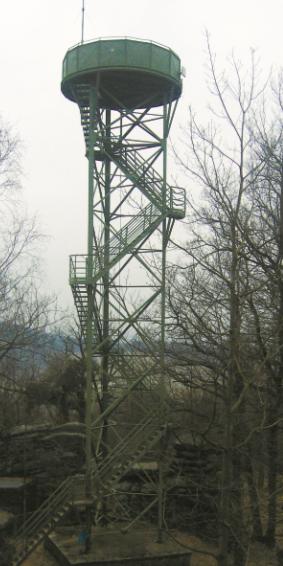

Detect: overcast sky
0,0,282,312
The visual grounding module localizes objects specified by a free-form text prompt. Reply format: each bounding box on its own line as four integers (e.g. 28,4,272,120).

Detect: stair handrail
69,203,164,286
94,408,159,476
103,139,185,216
97,424,166,490
94,412,156,478
14,475,74,540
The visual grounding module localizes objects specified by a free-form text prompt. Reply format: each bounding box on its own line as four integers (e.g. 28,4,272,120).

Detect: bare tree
168,38,268,565
237,77,283,547
0,118,58,427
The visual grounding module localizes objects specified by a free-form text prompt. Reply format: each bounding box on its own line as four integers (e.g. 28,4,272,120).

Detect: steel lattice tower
61,38,185,536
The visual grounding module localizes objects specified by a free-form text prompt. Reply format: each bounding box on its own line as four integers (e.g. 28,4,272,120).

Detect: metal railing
14,476,75,543
69,202,163,285
66,36,180,61
104,139,186,217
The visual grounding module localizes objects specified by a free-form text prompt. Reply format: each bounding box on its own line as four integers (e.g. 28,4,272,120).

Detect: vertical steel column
161,101,168,390
157,100,168,543
100,109,111,523
85,86,97,542
101,109,111,420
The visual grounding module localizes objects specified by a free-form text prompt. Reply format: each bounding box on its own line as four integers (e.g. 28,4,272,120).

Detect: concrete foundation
46,527,191,566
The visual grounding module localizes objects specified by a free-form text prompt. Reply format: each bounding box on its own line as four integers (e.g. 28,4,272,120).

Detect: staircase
105,141,185,219
11,476,77,566
79,103,184,214
94,412,165,494
69,198,168,340
11,412,164,565
72,201,165,284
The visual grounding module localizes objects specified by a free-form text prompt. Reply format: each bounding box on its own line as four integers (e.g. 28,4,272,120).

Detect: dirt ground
22,543,57,566
173,532,277,566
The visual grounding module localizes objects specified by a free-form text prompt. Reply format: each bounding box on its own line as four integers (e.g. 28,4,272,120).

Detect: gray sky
0,0,282,312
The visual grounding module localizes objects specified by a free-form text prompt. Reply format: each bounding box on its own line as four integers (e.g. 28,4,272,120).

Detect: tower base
46,527,191,566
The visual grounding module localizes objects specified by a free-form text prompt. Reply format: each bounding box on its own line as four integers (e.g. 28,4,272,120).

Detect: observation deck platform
61,37,182,109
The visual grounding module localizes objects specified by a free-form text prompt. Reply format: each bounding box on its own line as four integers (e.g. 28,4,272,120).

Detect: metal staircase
105,141,185,219
11,411,164,565
69,199,171,339
80,102,185,219
11,477,76,566
94,412,165,492
71,201,165,285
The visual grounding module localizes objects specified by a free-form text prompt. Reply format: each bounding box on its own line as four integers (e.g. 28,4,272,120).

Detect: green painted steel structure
62,37,184,540
62,37,181,108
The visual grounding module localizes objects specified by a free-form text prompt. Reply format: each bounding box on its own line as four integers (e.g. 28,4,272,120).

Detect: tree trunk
265,398,280,546
266,172,283,546
246,456,264,541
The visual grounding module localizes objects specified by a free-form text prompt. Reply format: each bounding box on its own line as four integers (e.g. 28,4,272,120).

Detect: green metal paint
62,37,182,109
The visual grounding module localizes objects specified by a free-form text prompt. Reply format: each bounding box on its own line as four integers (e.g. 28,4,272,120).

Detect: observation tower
62,35,185,532
12,37,187,566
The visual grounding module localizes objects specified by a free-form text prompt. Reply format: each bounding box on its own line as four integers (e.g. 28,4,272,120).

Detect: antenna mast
81,0,85,44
